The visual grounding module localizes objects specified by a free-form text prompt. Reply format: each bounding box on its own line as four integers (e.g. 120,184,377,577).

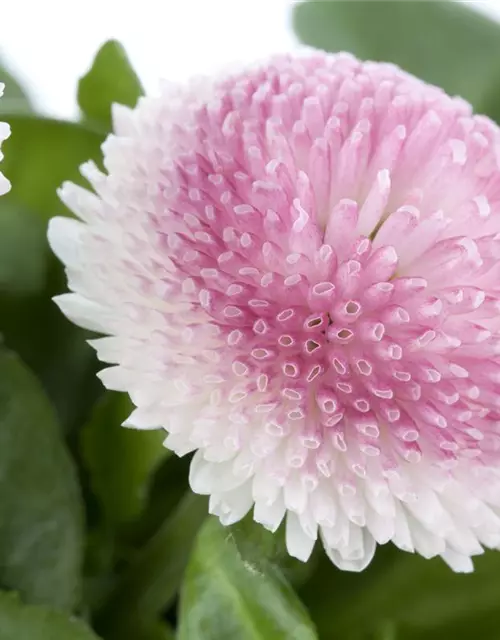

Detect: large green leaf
293,1,500,119
0,63,33,114
0,349,83,610
301,545,500,639
78,40,143,132
0,592,99,640
81,391,168,526
178,517,318,640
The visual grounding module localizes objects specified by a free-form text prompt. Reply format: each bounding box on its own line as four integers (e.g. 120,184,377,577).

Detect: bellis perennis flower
0,84,11,196
48,52,500,573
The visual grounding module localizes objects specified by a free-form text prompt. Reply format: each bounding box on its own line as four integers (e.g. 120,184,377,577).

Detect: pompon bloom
48,51,500,573
0,83,11,196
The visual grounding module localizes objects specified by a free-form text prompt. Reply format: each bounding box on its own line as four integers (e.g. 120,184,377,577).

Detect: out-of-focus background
1,0,498,118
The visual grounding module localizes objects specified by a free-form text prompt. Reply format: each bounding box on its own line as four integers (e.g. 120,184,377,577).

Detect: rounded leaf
0,349,83,609
81,391,168,526
178,517,318,640
78,40,143,132
0,592,99,640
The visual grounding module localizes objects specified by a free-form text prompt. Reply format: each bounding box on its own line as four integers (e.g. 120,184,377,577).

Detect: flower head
49,52,500,572
0,83,11,196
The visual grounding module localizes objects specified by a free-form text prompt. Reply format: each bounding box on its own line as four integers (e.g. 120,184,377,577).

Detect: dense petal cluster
0,83,10,196
49,52,500,572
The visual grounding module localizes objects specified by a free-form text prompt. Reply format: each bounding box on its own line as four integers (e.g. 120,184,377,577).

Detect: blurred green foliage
81,392,169,528
0,350,83,611
0,62,32,114
293,0,500,121
0,592,99,640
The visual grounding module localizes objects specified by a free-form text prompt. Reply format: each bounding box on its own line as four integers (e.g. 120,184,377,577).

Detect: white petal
203,441,239,463
0,120,10,139
163,432,196,456
79,161,109,199
365,507,395,544
189,450,219,495
97,366,135,391
54,293,111,333
88,336,125,364
392,503,414,552
0,172,10,195
447,525,483,557
209,483,254,526
122,406,165,430
299,507,319,541
47,216,85,268
283,473,308,513
321,513,350,549
441,549,474,573
112,103,137,136
252,471,281,505
189,451,247,495
58,181,103,223
411,524,446,559
286,511,316,562
253,494,286,532
365,481,396,518
310,486,338,528
322,527,376,572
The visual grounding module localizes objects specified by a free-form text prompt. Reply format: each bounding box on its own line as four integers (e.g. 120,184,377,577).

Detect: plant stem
96,492,207,638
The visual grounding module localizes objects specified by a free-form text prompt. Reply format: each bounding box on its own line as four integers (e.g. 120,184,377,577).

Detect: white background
1,0,499,117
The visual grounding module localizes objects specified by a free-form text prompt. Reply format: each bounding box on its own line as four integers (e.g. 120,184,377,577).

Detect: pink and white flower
49,52,500,572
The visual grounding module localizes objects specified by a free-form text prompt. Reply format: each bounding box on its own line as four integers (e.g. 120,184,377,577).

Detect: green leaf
0,63,33,114
0,592,99,640
293,0,500,119
0,202,47,295
298,543,399,638
96,493,207,639
371,621,398,640
0,349,83,610
2,115,105,219
129,453,191,545
81,391,168,526
0,285,101,435
0,247,101,434
135,621,175,640
78,40,143,132
399,608,500,640
301,545,500,640
82,526,116,614
178,517,318,640
231,515,319,587
110,620,175,640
